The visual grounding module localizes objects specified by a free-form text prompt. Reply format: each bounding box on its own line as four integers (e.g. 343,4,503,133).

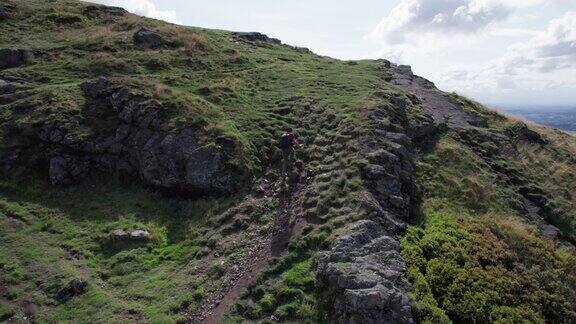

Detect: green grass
1,0,575,322
404,134,576,323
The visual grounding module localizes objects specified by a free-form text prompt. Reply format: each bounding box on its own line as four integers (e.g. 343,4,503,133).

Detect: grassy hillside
403,103,576,323
1,0,575,323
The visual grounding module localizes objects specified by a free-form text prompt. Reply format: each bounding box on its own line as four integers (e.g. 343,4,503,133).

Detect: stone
2,77,246,195
0,79,17,94
49,156,71,186
397,65,413,75
0,48,33,69
232,32,281,44
376,59,392,68
0,4,15,21
80,76,111,98
83,5,127,18
540,224,561,240
57,278,87,301
130,229,150,239
133,28,166,49
110,229,129,240
389,195,404,209
316,220,415,324
385,132,411,147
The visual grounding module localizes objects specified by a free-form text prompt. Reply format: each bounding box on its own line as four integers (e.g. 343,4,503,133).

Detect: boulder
316,220,415,324
110,229,129,240
133,28,166,49
56,278,87,301
80,76,111,97
0,48,33,69
540,224,561,240
0,79,17,94
49,156,72,186
376,59,393,68
48,155,89,186
130,229,150,239
397,65,413,75
232,32,281,44
83,5,127,18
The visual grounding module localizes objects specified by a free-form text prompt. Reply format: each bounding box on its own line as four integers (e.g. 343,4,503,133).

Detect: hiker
279,127,299,182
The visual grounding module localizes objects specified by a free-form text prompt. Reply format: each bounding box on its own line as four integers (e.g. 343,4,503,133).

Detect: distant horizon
489,104,576,111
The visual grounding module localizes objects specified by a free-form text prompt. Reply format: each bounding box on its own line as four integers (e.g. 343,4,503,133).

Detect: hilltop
0,1,575,323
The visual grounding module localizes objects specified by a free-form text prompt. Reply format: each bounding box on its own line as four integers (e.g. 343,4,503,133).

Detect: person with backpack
279,127,299,183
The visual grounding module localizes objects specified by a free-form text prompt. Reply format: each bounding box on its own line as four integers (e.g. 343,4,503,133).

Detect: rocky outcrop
315,98,425,323
0,79,17,94
0,48,33,69
83,4,127,18
56,278,87,301
133,28,169,49
1,77,246,195
232,32,281,45
316,220,414,324
384,60,484,129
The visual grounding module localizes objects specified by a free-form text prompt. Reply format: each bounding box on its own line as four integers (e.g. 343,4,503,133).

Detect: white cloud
493,11,576,74
368,0,576,104
87,0,179,24
369,0,513,45
437,11,576,97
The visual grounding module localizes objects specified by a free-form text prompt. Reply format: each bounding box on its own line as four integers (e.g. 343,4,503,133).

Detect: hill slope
0,1,575,323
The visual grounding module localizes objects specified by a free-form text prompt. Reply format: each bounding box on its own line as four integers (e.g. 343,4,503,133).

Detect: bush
401,209,576,323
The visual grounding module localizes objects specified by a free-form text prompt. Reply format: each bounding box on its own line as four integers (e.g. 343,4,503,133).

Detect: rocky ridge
1,77,245,194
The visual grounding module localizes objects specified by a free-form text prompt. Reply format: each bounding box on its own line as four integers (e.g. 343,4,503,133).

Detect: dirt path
188,175,310,324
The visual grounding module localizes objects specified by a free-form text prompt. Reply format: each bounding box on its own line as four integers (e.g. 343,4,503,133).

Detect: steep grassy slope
403,103,576,323
0,0,406,322
1,1,575,323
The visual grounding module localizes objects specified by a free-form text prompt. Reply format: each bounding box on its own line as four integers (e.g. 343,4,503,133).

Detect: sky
88,0,576,107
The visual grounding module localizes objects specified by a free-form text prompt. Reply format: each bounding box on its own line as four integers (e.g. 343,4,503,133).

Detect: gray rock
83,5,127,18
130,229,150,239
316,220,415,324
397,65,413,75
133,28,166,49
80,76,111,97
389,195,404,209
385,132,411,147
57,278,87,301
0,4,15,21
376,59,392,68
49,156,71,186
540,224,561,240
0,48,33,69
0,79,17,94
232,32,281,44
110,229,129,240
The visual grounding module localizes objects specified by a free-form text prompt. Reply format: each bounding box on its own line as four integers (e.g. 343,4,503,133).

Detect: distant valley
497,106,576,133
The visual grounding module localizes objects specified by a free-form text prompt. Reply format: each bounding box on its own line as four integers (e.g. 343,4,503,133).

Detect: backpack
278,133,292,149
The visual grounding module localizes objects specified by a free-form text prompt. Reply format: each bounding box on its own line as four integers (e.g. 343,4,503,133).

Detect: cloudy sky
89,0,576,107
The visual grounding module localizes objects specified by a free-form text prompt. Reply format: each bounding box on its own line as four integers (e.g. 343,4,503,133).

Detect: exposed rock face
316,220,415,324
1,77,245,195
0,48,33,69
386,61,485,129
133,28,167,49
232,32,281,44
0,79,17,94
56,278,87,301
315,94,428,322
83,4,127,18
